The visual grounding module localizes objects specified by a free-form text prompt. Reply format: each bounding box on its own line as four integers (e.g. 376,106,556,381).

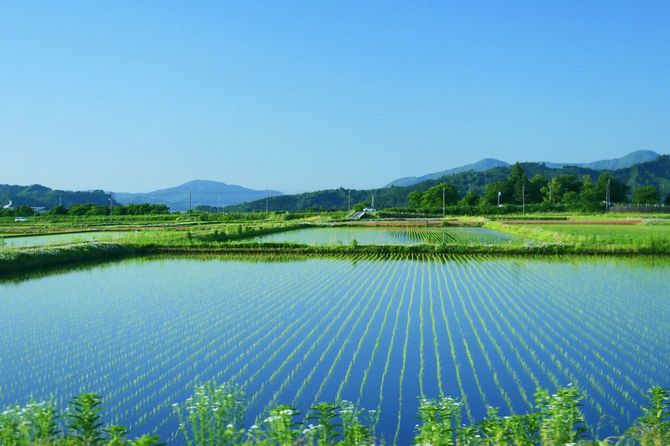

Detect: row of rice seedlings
452,255,540,408
427,256,444,398
373,254,414,433
3,261,313,436
121,258,376,436
392,255,419,446
441,260,491,410
462,257,565,394
447,256,515,413
459,257,559,395
112,263,299,431
307,255,402,405
470,258,599,411
141,260,337,432
449,254,529,412
254,255,383,411
508,261,651,421
354,258,404,406
473,257,623,418
223,257,358,386
418,256,426,397
505,259,663,405
514,264,651,406
260,255,392,411
334,257,403,401
516,259,668,390
491,257,651,412
432,257,473,423
126,267,295,436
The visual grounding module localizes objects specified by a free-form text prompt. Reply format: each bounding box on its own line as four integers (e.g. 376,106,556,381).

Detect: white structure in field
2,201,13,210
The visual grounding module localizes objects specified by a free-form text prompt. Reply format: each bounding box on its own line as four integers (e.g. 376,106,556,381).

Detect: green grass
512,223,670,249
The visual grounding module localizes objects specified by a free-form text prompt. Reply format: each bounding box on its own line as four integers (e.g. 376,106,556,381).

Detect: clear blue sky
1,1,668,193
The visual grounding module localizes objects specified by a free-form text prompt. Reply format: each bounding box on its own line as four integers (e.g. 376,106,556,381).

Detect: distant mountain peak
385,158,510,187
115,180,283,211
541,150,660,170
385,150,661,188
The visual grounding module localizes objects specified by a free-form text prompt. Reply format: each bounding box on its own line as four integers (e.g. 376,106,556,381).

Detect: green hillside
225,155,670,212
0,184,116,209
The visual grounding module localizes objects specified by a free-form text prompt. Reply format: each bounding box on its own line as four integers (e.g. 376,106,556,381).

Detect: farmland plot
249,226,520,245
0,255,668,444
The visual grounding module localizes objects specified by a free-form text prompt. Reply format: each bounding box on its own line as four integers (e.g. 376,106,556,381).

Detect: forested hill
0,184,115,209
385,150,659,188
225,155,670,212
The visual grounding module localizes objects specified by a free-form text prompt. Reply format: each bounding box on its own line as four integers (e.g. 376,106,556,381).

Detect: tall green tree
579,175,601,212
596,172,628,203
527,175,548,203
506,162,528,204
483,180,508,205
459,191,480,207
633,185,661,205
407,190,423,210
419,183,458,211
542,175,580,205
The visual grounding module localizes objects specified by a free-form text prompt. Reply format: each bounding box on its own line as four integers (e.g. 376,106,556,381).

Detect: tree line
0,203,170,217
405,162,670,214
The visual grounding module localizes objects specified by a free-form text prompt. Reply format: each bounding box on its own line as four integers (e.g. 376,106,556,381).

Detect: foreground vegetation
1,382,668,445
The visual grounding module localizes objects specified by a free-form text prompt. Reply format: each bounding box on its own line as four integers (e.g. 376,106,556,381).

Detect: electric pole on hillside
266,191,269,218
348,189,351,212
522,184,526,215
189,191,192,213
371,194,375,209
497,191,501,207
605,179,611,213
109,193,114,222
442,187,446,218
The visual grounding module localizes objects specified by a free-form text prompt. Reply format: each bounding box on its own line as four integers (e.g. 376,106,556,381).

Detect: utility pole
662,184,665,206
371,194,375,209
348,189,351,212
266,191,269,218
442,187,446,218
109,193,114,222
522,183,526,215
189,191,192,213
605,179,611,213
497,191,501,207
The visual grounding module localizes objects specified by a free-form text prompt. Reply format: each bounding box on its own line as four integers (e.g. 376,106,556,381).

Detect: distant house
363,207,377,212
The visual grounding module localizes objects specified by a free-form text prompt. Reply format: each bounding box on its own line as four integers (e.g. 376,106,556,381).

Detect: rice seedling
392,255,419,445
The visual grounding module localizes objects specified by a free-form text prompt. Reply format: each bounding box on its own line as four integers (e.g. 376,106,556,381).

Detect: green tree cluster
407,183,459,212
632,186,661,205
